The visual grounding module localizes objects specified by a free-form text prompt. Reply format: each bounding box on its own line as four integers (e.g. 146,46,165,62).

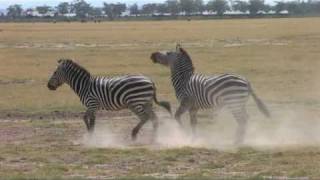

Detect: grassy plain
1,18,320,179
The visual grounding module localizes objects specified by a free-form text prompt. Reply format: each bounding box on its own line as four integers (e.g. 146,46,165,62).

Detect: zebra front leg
85,110,96,134
175,99,191,126
189,108,198,139
89,113,96,134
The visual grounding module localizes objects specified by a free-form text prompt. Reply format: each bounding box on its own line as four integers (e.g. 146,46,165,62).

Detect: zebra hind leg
130,105,149,141
212,106,222,124
149,109,159,142
230,106,248,145
138,103,159,142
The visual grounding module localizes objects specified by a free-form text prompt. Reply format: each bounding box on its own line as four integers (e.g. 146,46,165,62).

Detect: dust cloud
82,132,121,148
81,105,320,150
245,106,320,149
156,105,320,150
81,124,126,148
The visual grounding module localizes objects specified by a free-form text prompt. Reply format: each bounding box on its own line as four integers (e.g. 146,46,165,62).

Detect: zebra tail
249,85,271,118
153,87,172,115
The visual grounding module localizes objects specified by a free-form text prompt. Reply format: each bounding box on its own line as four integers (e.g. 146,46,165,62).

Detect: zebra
150,45,270,144
47,59,171,140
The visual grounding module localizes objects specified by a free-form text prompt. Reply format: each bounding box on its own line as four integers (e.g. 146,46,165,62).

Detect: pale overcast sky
0,0,159,8
0,0,282,9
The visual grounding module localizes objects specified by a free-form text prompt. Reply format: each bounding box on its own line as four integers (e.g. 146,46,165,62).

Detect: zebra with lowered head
150,45,270,144
47,59,171,140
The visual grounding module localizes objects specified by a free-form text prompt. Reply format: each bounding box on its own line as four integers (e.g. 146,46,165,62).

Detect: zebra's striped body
179,74,250,110
88,75,155,112
48,59,171,140
151,46,270,144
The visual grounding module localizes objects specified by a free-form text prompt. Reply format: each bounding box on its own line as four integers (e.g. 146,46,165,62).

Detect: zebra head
150,45,194,71
47,59,68,90
150,50,178,67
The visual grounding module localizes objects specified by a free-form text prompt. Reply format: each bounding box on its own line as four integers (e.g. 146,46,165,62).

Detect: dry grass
1,18,320,111
1,18,320,179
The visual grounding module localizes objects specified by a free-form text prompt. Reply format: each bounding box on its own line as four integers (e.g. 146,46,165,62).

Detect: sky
0,0,161,9
0,0,282,9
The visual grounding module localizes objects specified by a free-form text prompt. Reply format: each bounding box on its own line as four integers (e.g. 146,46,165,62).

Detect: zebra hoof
234,139,245,147
131,134,138,141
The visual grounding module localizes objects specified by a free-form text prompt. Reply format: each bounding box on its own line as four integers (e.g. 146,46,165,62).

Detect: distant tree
180,0,196,15
157,3,168,14
56,2,70,15
36,5,52,16
141,3,158,15
113,3,126,17
310,1,320,14
207,0,230,16
232,0,249,13
89,7,102,17
286,1,309,14
103,3,113,19
166,0,180,15
194,0,205,14
263,4,272,12
24,8,33,17
7,4,23,18
129,3,139,16
248,0,265,15
273,1,286,14
71,0,91,18
103,3,126,20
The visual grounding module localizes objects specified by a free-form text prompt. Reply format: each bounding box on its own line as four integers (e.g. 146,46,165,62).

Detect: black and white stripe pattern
151,46,270,144
48,59,171,140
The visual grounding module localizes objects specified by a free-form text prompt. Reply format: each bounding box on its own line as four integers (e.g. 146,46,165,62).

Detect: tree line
3,0,320,21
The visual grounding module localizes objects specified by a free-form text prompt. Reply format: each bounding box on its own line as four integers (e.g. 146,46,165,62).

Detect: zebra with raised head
150,45,270,144
47,59,171,140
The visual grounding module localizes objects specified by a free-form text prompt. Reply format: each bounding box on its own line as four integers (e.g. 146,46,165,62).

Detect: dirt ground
1,105,320,179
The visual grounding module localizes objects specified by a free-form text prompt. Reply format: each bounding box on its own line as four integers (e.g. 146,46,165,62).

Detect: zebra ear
176,43,181,52
57,59,64,64
179,47,190,59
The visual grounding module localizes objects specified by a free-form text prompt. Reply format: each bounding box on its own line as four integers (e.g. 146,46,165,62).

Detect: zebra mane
178,48,195,72
58,59,91,76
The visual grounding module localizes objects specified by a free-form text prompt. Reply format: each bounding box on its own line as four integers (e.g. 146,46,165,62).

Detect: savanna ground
1,18,320,179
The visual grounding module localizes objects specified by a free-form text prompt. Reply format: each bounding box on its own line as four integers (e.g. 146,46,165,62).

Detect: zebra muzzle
150,53,158,63
47,83,57,90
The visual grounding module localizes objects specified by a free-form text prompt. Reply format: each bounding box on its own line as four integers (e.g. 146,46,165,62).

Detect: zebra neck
65,70,91,100
170,53,194,97
171,68,193,99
